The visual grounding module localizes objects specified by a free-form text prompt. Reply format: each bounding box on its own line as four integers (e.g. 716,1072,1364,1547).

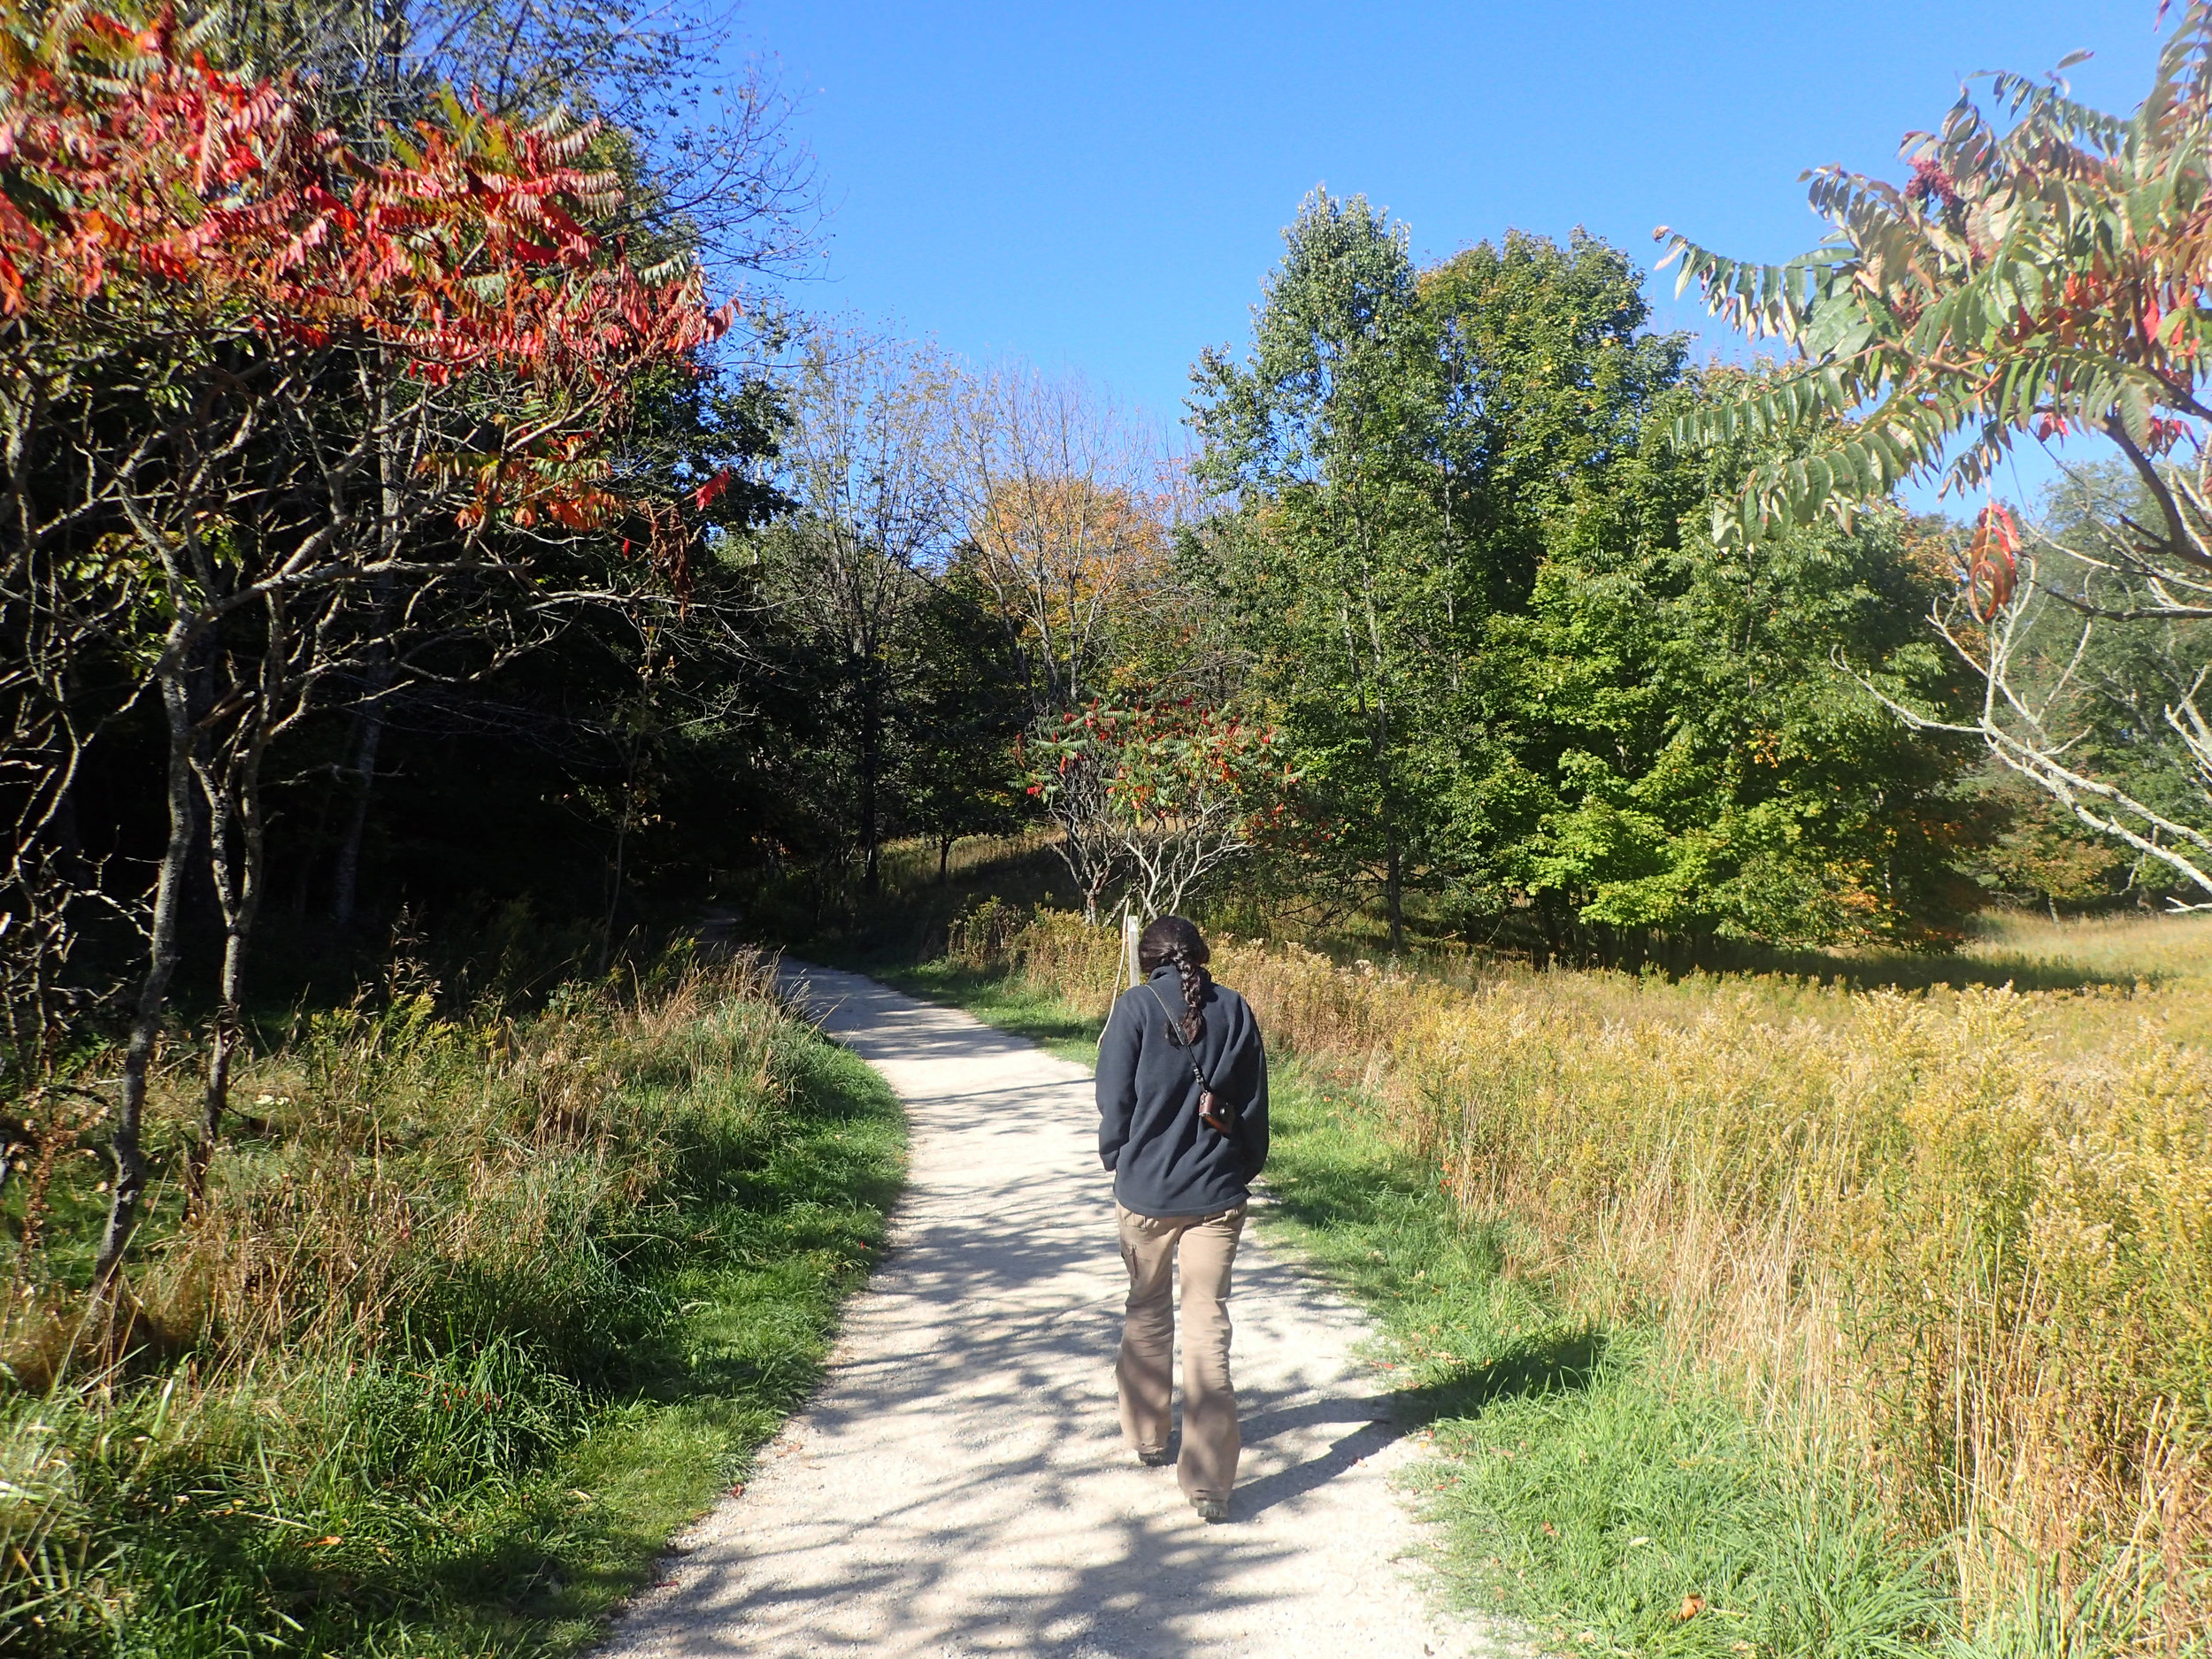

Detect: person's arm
1239,1010,1270,1181
1096,993,1139,1172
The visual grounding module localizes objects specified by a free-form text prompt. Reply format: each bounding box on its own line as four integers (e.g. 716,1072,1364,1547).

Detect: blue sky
732,2,2170,508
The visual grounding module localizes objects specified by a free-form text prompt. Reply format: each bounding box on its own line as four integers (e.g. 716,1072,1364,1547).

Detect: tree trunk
188,785,263,1213
938,833,955,884
1533,898,1565,973
1372,695,1402,952
1083,858,1110,926
96,651,196,1286
188,924,247,1213
185,738,234,1212
1385,833,1404,954
188,651,274,1214
859,657,882,896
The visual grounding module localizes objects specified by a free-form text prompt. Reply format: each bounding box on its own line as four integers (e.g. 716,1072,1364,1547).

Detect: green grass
886,961,1954,1659
4,996,905,1658
367,1034,907,1659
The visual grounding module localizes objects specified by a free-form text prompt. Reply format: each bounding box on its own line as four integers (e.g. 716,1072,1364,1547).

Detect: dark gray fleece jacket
1095,966,1270,1218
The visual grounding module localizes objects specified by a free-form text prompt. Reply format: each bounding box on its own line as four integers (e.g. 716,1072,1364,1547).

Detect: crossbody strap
1139,977,1235,1135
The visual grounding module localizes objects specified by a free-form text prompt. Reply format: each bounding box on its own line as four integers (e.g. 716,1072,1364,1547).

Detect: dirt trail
602,964,1503,1659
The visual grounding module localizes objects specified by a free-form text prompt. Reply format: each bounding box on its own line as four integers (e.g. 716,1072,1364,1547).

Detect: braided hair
1137,915,1210,1043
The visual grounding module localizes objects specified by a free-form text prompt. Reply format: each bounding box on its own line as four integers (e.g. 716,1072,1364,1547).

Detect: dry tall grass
989,910,2212,1648
0,950,837,1651
6,952,798,1379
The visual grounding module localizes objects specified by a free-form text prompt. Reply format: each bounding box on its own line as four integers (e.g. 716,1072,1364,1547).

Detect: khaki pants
1115,1201,1247,1502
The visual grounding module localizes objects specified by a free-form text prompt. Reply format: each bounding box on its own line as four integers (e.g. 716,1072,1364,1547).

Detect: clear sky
731,1,2170,505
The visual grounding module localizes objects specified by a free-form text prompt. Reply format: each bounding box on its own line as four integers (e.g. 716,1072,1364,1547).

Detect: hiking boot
1190,1495,1231,1524
1136,1448,1174,1468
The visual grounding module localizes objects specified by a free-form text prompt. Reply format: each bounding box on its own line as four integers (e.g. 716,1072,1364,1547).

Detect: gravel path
602,964,1504,1659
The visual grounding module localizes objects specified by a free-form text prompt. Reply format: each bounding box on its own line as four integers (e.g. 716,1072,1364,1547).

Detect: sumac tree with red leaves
1026,698,1299,920
1659,8,2212,903
0,11,730,1283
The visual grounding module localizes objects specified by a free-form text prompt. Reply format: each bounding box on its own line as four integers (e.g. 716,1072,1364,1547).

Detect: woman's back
1095,968,1270,1219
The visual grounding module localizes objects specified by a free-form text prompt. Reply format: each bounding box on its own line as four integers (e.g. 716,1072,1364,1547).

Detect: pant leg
1115,1203,1180,1456
1174,1203,1247,1502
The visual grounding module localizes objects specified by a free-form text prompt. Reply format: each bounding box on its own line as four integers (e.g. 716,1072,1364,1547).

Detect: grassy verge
878,959,1966,1659
2,957,904,1657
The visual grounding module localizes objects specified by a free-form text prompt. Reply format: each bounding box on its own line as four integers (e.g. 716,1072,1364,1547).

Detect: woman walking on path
1094,916,1271,1524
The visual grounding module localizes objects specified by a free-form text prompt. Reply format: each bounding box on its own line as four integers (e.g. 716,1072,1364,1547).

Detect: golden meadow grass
968,907,2212,1646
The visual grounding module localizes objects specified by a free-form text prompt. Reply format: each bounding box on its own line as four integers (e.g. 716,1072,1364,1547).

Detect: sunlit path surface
601,965,1503,1659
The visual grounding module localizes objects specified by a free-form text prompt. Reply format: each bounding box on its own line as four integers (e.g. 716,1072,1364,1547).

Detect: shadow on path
603,966,1504,1659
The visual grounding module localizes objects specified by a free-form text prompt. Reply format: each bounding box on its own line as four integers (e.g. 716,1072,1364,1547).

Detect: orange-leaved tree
0,8,732,1283
954,368,1174,721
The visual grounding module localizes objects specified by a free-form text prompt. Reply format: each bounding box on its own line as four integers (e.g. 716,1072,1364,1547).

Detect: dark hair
1138,915,1210,1042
